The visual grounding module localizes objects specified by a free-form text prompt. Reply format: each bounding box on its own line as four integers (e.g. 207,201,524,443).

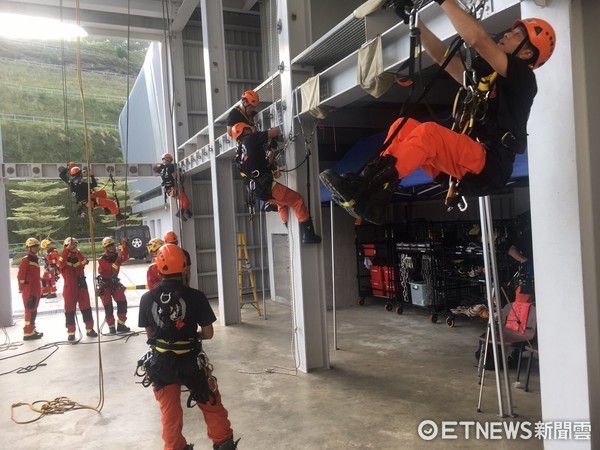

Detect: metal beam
2,163,159,180
0,0,178,38
170,0,199,32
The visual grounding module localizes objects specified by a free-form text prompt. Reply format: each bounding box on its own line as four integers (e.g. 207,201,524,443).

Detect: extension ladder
237,232,261,315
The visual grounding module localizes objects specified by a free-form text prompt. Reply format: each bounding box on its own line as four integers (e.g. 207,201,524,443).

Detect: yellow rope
10,397,98,424
75,0,105,412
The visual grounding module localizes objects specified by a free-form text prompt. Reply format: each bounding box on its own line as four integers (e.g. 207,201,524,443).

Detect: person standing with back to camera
139,244,239,450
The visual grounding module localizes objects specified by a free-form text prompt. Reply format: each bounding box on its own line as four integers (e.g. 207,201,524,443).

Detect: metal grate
292,15,367,72
255,73,281,104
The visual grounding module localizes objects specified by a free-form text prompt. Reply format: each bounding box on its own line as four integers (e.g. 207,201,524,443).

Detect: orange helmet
163,231,178,244
156,244,187,275
162,152,174,161
241,89,259,107
70,166,82,176
513,18,556,69
231,122,253,141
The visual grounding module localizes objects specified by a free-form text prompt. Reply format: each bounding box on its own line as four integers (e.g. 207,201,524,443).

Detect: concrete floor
1,264,542,449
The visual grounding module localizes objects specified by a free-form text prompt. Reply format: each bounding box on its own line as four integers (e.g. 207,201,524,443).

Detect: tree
8,181,67,240
7,179,141,243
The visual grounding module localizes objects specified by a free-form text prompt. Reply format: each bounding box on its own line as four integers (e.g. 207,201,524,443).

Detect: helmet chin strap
512,36,529,57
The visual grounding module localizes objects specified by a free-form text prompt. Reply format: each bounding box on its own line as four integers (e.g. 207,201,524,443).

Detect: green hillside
0,36,149,243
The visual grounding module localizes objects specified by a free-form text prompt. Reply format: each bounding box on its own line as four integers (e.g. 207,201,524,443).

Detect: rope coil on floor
10,396,98,424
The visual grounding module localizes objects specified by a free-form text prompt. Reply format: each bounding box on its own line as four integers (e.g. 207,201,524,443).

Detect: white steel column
167,32,198,287
278,0,329,371
201,0,240,325
0,128,14,327
523,1,594,446
572,1,600,444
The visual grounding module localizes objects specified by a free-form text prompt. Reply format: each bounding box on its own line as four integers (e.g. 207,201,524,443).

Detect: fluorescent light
0,13,87,40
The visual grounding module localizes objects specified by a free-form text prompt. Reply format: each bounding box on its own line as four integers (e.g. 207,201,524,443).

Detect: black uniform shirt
227,106,257,128
473,54,537,146
139,279,216,341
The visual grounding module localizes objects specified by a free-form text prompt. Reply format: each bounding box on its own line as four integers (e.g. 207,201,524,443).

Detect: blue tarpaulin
319,132,529,202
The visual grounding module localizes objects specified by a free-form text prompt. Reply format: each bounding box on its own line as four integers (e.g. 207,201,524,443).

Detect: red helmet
241,89,259,107
513,18,556,69
163,231,178,244
162,152,174,161
231,122,253,141
156,244,187,275
70,166,82,176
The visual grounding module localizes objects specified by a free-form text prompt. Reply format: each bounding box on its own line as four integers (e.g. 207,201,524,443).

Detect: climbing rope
11,396,98,425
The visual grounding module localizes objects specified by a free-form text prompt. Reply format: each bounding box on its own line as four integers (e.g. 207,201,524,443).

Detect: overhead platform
1,162,158,180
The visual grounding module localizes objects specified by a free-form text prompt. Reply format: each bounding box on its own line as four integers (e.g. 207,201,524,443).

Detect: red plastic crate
370,265,384,283
381,266,395,283
372,287,395,297
363,244,377,257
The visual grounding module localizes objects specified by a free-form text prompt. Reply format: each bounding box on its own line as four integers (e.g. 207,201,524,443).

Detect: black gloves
269,137,279,150
26,295,36,309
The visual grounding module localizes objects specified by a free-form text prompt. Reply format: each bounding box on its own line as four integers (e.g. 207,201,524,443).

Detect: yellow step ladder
237,232,261,315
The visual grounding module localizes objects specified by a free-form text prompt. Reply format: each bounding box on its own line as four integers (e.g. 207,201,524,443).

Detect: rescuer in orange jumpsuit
40,239,59,299
146,238,164,290
18,238,44,340
97,237,131,334
58,237,97,341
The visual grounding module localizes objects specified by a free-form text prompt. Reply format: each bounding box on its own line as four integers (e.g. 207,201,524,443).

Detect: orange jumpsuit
58,247,94,335
146,259,162,290
17,252,42,337
381,117,486,181
41,247,59,297
98,246,129,327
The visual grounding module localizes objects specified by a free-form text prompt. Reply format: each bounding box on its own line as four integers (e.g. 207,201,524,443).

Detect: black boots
23,331,43,341
319,155,399,225
116,322,131,333
176,209,194,221
299,219,321,244
87,329,98,338
213,438,240,450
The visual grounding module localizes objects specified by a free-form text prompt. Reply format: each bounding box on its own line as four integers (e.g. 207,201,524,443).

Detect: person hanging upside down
155,153,193,221
40,238,59,299
97,237,131,334
320,0,555,225
59,163,125,222
231,122,321,244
